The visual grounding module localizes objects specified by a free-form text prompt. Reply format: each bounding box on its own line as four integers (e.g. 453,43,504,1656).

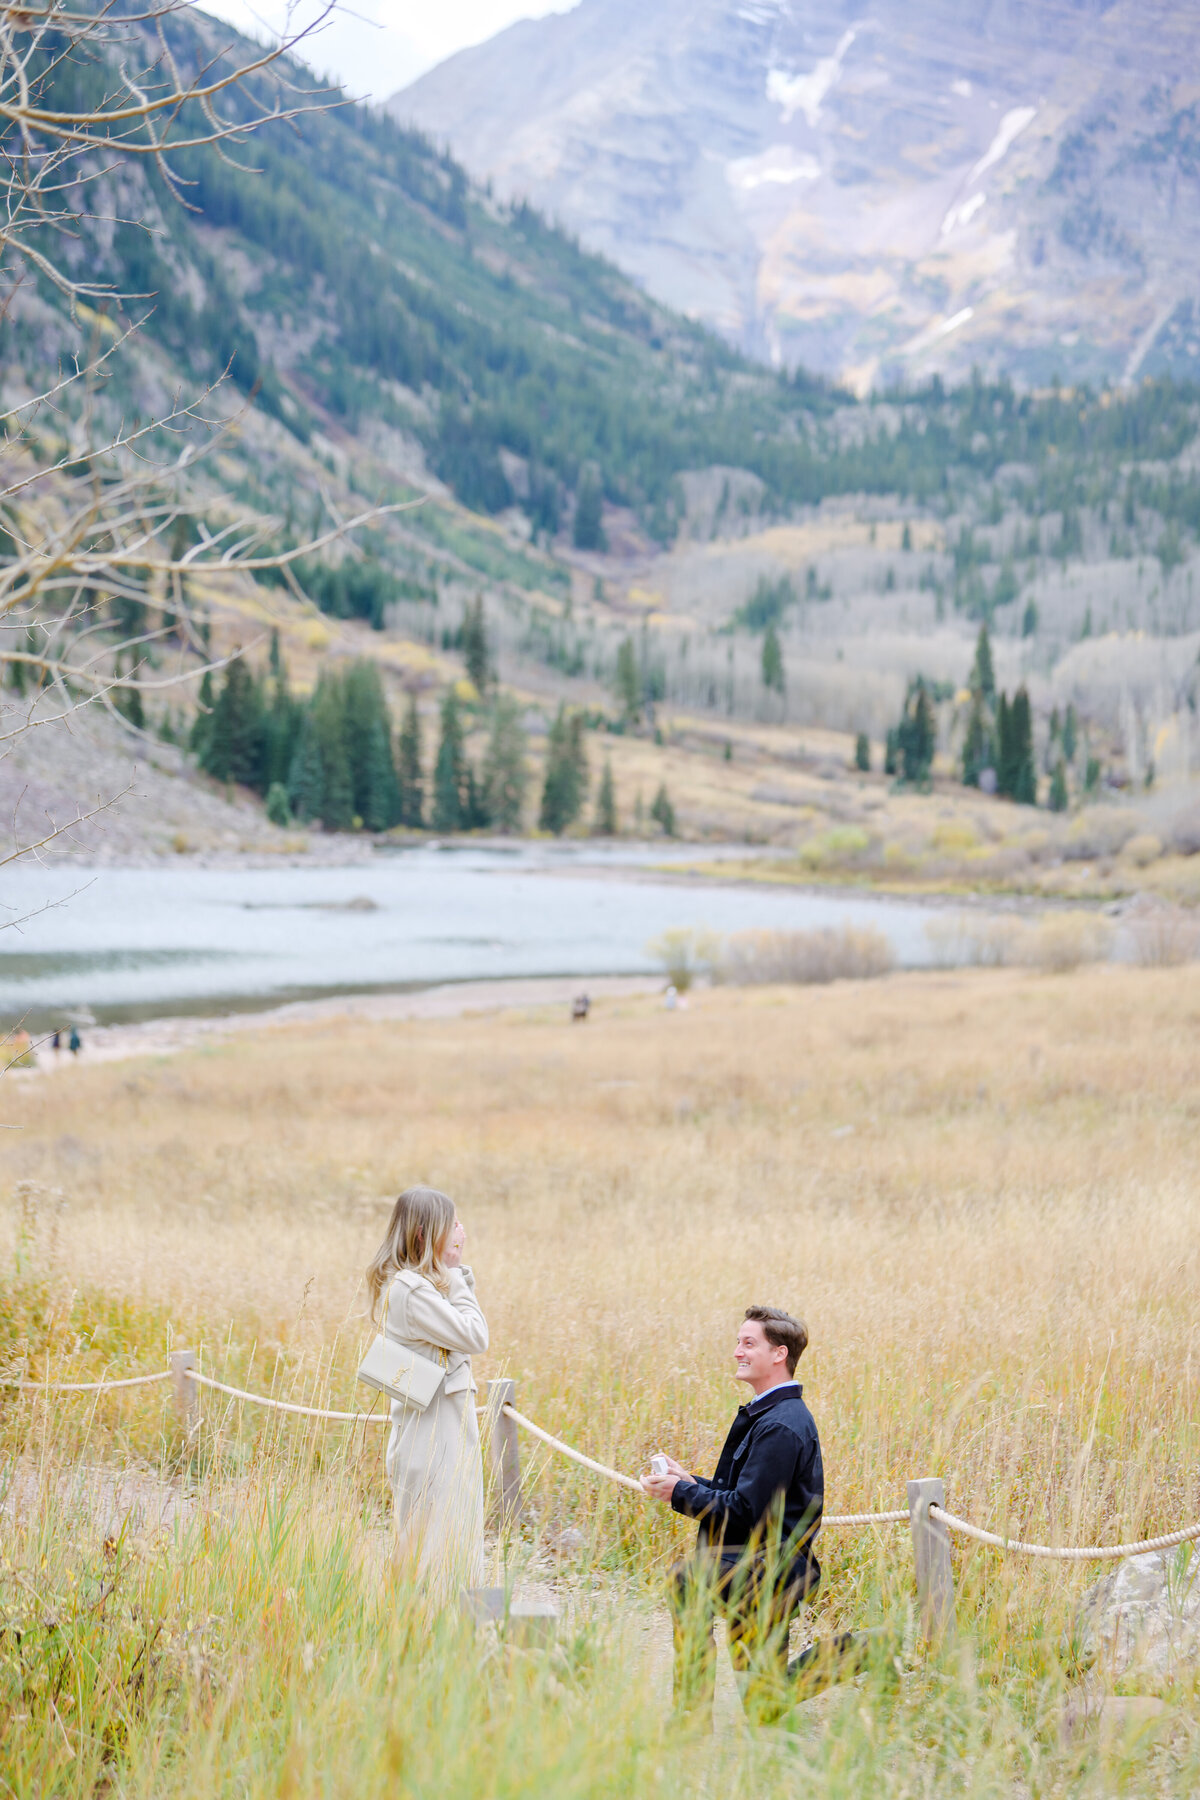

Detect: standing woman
367,1187,489,1592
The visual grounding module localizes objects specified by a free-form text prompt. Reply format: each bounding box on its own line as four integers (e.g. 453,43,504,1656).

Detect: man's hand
641,1454,695,1503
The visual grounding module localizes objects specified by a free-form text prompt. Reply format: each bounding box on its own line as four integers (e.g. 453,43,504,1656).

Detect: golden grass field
4,964,1200,1795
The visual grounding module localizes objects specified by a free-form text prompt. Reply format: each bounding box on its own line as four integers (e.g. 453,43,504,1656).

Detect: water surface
0,844,958,1027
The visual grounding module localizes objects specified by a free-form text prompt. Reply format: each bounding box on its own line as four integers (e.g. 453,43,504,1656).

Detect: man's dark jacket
670,1383,823,1588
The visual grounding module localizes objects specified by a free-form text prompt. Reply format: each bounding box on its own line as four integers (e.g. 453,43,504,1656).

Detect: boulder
1074,1549,1200,1680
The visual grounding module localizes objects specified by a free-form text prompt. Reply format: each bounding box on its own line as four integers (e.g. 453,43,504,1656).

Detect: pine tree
762,624,785,694
539,705,586,834
897,679,935,784
269,628,283,678
202,655,266,788
1010,687,1037,805
287,713,325,823
614,637,640,724
1048,759,1069,813
396,692,424,828
264,672,301,792
433,688,467,831
573,469,606,551
970,623,996,701
344,662,400,830
961,696,992,787
481,694,528,833
308,669,354,830
594,757,618,834
995,691,1014,795
461,597,490,694
650,783,676,836
854,732,870,773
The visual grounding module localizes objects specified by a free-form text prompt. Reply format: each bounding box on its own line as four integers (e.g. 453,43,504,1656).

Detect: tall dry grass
4,968,1200,1792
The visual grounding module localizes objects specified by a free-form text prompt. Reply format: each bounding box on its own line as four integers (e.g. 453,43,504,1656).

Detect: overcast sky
199,0,579,103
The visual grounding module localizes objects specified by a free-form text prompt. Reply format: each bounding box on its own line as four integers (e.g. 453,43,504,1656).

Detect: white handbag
357,1280,446,1411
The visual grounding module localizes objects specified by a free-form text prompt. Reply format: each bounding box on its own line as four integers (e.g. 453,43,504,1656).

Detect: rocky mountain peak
392,0,1200,389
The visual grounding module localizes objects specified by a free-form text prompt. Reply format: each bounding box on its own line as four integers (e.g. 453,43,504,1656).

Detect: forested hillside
5,6,1200,859
33,8,1199,546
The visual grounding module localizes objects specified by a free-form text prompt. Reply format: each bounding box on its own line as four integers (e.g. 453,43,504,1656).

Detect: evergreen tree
287,712,324,823
264,672,301,792
539,705,587,834
650,783,676,836
202,655,265,788
970,623,996,701
995,691,1014,795
1048,759,1069,813
481,694,528,833
961,695,992,788
344,661,400,830
432,688,467,831
854,731,870,773
884,727,899,777
396,692,424,828
190,668,215,760
896,679,936,783
461,597,490,693
308,669,354,830
594,757,618,834
761,624,785,694
1010,687,1037,805
269,627,283,678
614,637,640,724
573,469,606,551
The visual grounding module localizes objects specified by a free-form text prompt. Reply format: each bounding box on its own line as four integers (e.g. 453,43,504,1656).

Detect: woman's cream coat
382,1264,489,1590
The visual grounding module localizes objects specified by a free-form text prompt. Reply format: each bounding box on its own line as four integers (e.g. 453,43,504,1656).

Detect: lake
0,844,969,1027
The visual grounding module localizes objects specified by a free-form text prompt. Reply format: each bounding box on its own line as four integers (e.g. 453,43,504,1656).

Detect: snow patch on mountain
766,27,856,127
727,145,820,192
969,106,1035,184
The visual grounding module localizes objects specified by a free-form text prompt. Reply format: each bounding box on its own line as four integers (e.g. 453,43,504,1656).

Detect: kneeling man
642,1305,822,1720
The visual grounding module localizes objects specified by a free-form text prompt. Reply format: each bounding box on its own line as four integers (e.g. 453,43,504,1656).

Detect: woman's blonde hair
367,1186,456,1322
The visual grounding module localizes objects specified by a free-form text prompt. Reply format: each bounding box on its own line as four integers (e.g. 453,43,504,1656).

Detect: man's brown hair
744,1305,809,1376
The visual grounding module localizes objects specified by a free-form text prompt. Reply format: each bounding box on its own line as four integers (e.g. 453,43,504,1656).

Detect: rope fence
6,1351,1197,1639
0,1369,170,1393
929,1504,1200,1561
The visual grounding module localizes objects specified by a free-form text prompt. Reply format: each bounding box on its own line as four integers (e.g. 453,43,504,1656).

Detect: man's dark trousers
669,1545,816,1717
667,1382,823,1719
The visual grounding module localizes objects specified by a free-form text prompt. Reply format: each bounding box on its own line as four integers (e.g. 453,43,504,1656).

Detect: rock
1073,1549,1200,1680
1060,1692,1169,1745
546,1526,586,1560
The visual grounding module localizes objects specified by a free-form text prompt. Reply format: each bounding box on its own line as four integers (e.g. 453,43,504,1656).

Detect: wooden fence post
169,1347,199,1441
486,1378,522,1527
907,1476,955,1644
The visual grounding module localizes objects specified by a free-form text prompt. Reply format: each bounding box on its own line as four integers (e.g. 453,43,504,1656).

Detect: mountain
391,0,1200,392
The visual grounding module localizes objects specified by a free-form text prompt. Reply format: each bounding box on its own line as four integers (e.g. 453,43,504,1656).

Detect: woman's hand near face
443,1213,466,1269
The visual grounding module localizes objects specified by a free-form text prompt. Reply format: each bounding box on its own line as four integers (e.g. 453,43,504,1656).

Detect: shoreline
19,974,664,1075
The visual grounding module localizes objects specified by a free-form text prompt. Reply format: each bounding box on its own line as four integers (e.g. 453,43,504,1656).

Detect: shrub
1168,809,1200,857
646,928,716,992
716,925,893,986
1024,912,1112,974
1120,832,1162,868
266,781,292,827
925,914,1022,968
1063,807,1140,861
1126,902,1200,967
